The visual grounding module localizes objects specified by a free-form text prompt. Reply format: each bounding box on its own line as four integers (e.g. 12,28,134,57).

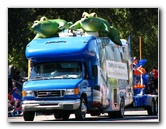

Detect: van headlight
22,90,35,97
66,88,79,95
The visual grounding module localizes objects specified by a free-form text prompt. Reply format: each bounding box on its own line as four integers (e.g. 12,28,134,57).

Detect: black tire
90,112,100,116
75,97,87,120
108,98,124,118
54,112,70,120
108,111,118,118
154,98,158,115
61,112,70,120
147,99,155,115
54,112,62,119
23,111,35,121
117,98,125,118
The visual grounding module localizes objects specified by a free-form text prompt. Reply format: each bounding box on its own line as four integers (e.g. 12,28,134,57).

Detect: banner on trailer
106,60,128,80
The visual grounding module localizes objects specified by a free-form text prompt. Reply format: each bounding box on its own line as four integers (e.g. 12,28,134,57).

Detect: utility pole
28,59,30,78
139,36,142,60
139,36,143,86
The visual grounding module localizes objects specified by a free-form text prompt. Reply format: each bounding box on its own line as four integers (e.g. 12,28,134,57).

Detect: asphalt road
8,109,159,122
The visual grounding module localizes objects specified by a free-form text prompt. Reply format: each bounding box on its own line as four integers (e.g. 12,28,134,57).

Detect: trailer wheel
154,98,158,115
75,97,87,120
147,99,155,115
23,111,35,121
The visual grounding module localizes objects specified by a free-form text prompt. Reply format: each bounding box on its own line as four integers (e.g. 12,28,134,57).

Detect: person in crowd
8,94,14,112
152,66,158,90
8,75,13,93
9,87,22,116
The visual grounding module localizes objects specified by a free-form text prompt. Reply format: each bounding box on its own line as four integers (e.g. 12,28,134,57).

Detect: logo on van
46,92,52,96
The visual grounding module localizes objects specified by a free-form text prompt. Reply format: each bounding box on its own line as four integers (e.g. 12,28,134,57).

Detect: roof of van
26,34,128,62
26,36,97,61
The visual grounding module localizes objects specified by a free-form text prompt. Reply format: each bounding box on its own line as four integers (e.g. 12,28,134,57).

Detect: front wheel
54,112,62,119
61,112,70,120
23,111,35,121
75,97,87,120
54,112,70,120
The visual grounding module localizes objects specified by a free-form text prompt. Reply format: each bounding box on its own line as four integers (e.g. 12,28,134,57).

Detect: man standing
152,66,158,94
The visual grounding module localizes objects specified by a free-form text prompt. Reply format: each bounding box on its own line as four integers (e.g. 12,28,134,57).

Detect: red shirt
152,69,158,79
8,94,12,100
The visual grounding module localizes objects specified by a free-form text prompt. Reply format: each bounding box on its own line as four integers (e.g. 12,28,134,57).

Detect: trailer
131,69,158,115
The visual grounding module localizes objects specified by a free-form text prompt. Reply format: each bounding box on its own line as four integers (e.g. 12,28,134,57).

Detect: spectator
8,93,14,113
11,87,22,113
12,80,22,92
8,75,13,93
12,81,16,87
152,66,158,90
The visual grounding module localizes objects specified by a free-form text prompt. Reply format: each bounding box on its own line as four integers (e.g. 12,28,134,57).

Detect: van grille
34,90,65,97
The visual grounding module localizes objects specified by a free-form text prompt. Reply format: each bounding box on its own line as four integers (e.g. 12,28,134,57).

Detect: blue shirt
12,92,22,100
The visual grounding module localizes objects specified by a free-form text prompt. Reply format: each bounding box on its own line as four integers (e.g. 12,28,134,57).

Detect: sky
2,0,164,128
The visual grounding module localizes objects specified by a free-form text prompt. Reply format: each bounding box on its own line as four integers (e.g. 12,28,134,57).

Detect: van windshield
30,61,82,80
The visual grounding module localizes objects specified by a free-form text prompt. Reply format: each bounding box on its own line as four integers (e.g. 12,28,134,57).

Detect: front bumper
22,99,80,111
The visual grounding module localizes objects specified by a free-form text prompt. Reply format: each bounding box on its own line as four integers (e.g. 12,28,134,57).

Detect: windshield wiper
30,76,51,80
62,74,80,79
50,76,64,79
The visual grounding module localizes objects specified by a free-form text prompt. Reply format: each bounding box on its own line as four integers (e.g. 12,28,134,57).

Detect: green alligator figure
32,16,73,39
69,12,122,46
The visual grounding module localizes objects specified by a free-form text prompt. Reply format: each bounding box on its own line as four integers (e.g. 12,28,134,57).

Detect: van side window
105,45,115,61
122,47,125,53
111,45,115,52
114,47,122,62
120,52,124,62
83,63,89,79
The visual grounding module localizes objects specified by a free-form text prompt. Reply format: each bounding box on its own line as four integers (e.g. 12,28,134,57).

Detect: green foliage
108,78,118,87
8,8,158,75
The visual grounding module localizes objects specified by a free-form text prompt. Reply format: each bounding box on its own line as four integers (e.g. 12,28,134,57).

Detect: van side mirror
92,65,98,76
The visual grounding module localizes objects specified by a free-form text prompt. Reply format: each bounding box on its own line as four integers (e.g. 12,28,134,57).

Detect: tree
8,8,159,76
